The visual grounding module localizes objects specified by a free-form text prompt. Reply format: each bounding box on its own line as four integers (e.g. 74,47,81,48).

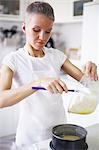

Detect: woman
0,1,98,148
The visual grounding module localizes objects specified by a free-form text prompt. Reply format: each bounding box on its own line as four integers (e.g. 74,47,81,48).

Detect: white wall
51,22,83,53
0,21,82,62
0,20,83,51
81,2,99,67
60,22,82,50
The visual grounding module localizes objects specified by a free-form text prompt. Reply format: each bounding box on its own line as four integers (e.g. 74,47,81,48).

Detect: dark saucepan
50,124,88,150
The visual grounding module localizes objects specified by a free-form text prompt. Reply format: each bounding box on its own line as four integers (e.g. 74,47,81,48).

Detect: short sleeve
52,48,67,69
55,49,67,66
2,52,16,73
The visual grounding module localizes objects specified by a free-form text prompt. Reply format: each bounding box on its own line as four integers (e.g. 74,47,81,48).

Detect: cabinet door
0,0,19,15
0,0,21,21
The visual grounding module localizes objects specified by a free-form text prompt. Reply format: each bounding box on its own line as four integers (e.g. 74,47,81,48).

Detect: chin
35,45,44,50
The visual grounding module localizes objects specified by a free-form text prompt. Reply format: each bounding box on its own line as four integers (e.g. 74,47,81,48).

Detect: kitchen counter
1,124,98,150
31,123,99,150
15,123,99,150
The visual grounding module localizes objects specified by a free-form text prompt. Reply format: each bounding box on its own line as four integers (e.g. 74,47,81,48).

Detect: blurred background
0,1,99,149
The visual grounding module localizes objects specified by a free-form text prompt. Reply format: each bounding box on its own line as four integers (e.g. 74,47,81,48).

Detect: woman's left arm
61,59,84,81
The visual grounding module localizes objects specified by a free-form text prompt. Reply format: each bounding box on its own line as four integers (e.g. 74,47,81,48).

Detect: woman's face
22,13,54,50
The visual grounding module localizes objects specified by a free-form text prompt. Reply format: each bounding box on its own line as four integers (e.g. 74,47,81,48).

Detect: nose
39,31,45,40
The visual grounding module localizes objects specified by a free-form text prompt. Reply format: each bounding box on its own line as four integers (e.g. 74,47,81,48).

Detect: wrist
80,74,91,87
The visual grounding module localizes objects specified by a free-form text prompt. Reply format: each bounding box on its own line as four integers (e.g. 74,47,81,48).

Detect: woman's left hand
82,61,98,80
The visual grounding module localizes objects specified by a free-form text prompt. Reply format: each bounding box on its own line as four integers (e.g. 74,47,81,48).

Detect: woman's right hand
39,77,68,94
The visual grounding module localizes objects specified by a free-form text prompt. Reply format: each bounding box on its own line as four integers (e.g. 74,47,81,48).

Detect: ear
22,22,26,33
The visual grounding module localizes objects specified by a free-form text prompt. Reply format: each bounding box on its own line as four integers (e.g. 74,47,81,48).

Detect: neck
24,45,45,57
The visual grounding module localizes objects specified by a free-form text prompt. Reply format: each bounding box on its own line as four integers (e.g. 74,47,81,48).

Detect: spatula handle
32,87,79,92
32,87,47,90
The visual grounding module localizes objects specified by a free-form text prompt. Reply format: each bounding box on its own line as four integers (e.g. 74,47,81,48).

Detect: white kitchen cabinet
0,0,94,23
0,0,20,21
0,0,29,21
0,0,82,23
41,0,82,23
25,0,96,23
26,0,94,23
44,0,96,23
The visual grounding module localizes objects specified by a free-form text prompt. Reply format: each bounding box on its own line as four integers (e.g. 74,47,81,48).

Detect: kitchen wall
0,20,83,65
0,20,24,64
52,22,82,60
53,22,82,50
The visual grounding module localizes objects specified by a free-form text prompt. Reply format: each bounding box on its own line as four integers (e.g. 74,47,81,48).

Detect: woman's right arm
0,65,68,108
0,65,37,108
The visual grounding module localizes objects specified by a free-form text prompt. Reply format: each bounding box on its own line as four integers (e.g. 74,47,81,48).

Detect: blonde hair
25,1,55,22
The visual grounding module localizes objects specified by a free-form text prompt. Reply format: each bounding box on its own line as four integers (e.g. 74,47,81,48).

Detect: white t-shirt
2,47,67,147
